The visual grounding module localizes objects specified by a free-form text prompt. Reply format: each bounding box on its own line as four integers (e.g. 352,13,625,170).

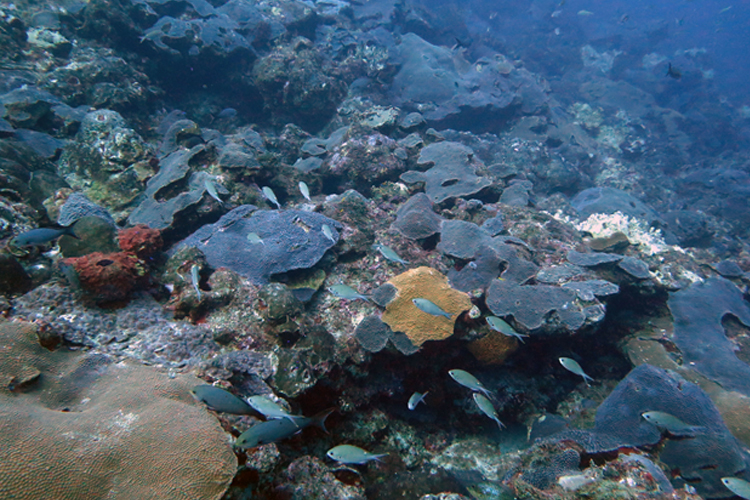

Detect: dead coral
381,266,472,346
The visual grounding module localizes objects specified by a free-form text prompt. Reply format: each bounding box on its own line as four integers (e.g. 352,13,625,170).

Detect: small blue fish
408,391,428,410
448,369,492,397
299,181,311,201
262,186,281,209
328,284,369,302
191,385,254,415
722,477,750,500
473,393,505,431
373,243,409,265
321,224,337,244
412,298,452,319
11,225,78,248
559,357,594,386
641,411,705,436
190,264,202,301
246,232,264,245
247,395,306,426
204,178,224,205
486,316,528,343
327,444,387,465
236,408,333,449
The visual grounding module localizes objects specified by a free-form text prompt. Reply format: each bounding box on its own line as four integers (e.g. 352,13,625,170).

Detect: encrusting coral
381,266,472,346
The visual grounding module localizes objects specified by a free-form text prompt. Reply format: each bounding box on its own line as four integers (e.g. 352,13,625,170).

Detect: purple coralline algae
550,364,750,499
391,192,443,240
175,205,341,285
668,277,750,396
486,279,585,332
401,141,492,204
127,145,219,237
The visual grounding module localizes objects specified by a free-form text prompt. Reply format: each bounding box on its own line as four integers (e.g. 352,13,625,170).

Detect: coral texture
0,320,236,500
64,251,147,302
381,266,472,346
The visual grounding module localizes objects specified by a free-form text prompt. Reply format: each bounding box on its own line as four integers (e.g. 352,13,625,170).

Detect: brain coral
0,320,236,500
381,266,472,346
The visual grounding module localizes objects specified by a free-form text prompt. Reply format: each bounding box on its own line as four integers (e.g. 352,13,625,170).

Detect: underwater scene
2,0,750,498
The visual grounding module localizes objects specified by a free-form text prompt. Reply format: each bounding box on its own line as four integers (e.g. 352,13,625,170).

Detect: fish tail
63,224,79,240
311,408,335,433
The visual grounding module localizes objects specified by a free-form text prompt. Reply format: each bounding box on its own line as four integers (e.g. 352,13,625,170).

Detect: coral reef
0,320,236,500
63,251,148,303
175,206,342,285
381,266,472,346
117,224,163,259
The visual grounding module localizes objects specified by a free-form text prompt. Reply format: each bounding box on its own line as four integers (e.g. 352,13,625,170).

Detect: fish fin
311,408,335,433
63,224,79,240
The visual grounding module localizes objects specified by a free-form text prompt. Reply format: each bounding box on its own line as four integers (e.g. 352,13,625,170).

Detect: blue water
417,0,750,112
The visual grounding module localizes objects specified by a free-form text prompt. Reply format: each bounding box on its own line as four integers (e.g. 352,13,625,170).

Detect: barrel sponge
0,320,237,500
381,266,472,346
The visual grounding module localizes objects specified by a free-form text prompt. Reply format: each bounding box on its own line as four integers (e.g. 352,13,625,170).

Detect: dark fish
191,385,254,415
96,259,114,267
11,225,78,248
236,408,333,448
667,63,682,79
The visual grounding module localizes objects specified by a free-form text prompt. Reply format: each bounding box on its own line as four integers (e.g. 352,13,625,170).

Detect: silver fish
559,357,594,386
299,181,311,201
247,232,264,245
191,385,254,415
373,243,409,265
412,298,452,318
448,369,492,397
205,178,224,204
641,411,705,436
486,316,528,343
190,264,202,301
408,391,428,410
236,408,333,449
321,224,337,244
262,186,281,209
473,393,505,431
247,395,305,426
327,444,387,465
328,284,369,302
11,226,78,248
722,477,750,500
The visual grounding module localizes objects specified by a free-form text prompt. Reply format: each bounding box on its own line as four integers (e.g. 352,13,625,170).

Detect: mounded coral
0,320,236,499
467,330,518,365
64,251,148,302
381,266,472,346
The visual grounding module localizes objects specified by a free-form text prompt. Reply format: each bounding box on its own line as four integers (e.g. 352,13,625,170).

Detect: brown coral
467,330,519,366
381,266,472,346
0,319,236,500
